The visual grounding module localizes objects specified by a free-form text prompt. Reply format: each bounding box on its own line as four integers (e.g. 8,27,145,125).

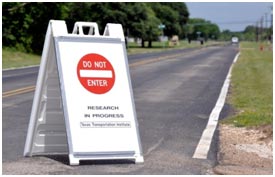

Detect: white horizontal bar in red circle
80,70,113,78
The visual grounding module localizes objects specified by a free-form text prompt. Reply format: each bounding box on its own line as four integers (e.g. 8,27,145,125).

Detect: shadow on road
44,155,135,166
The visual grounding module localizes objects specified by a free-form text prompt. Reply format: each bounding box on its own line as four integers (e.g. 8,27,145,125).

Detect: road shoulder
213,124,273,175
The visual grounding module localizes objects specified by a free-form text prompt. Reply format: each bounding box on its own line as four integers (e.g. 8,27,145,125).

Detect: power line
187,20,272,26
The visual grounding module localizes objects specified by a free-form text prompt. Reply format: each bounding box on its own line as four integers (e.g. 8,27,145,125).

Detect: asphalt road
2,45,239,174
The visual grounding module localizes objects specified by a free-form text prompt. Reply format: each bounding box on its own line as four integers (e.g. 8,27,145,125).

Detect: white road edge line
192,52,241,159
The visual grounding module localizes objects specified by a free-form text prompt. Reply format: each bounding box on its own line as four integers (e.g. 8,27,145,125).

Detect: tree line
3,2,189,53
220,25,273,42
184,18,220,42
3,2,227,54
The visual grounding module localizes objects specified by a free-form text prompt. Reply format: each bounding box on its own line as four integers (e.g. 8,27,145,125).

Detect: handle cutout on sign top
103,23,125,41
72,22,100,36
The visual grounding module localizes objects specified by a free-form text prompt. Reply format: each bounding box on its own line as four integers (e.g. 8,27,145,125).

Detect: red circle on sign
77,53,115,94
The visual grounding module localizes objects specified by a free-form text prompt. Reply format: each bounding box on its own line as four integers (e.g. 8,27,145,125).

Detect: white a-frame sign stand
24,20,144,165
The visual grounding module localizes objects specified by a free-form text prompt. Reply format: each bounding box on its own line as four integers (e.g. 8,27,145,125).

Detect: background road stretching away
2,45,239,174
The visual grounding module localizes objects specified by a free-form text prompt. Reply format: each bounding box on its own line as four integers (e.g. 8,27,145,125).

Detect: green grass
2,48,41,69
222,42,273,127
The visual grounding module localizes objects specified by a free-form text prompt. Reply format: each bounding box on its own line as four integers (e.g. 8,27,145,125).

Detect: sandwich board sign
24,20,144,165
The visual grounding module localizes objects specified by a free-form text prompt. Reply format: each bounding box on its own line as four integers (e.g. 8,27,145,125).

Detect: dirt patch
2,157,74,175
213,124,273,175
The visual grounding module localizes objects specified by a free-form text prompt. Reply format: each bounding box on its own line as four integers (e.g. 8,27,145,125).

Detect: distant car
231,37,239,45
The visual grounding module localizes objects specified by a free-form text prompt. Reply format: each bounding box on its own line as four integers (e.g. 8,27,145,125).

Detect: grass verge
2,48,41,69
222,42,273,127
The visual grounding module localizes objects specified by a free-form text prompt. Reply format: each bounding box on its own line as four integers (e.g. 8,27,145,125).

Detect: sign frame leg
69,154,80,166
135,156,144,164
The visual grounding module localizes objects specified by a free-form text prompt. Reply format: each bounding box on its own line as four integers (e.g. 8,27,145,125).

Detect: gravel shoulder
213,124,273,175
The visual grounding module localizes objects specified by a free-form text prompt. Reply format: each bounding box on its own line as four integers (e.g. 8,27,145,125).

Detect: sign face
54,36,142,161
158,24,165,29
77,53,115,94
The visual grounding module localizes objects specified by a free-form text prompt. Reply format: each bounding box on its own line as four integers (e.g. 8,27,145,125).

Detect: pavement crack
145,137,164,156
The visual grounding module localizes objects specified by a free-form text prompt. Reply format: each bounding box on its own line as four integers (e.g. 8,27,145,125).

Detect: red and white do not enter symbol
77,53,115,94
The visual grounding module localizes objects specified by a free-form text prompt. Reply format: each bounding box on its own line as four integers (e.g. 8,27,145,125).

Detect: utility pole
270,6,273,28
256,21,259,42
271,6,273,43
158,24,166,48
272,7,273,28
265,13,268,40
260,16,264,41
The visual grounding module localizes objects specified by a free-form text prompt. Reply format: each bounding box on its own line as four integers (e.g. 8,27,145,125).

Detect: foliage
150,2,189,38
185,18,220,41
219,25,272,42
3,2,227,51
4,2,265,53
2,2,70,53
2,2,190,51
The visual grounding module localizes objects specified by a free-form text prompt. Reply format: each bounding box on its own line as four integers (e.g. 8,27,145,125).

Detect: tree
3,2,70,53
161,2,189,26
2,2,190,51
150,2,189,38
186,18,220,42
140,5,161,47
150,3,180,37
67,2,160,48
205,23,220,40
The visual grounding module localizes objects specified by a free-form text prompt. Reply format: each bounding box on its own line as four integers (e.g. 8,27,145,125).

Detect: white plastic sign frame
24,20,143,165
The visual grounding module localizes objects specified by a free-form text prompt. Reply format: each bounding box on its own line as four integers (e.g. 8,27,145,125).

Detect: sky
186,2,273,32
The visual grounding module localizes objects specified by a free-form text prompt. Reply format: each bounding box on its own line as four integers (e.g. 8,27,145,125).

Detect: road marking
192,52,240,159
2,103,17,108
2,71,38,79
2,85,36,98
129,54,180,67
129,49,202,68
